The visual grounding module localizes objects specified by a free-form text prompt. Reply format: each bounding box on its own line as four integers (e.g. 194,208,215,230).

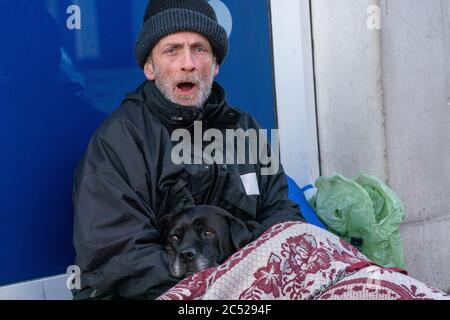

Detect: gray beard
153,64,216,108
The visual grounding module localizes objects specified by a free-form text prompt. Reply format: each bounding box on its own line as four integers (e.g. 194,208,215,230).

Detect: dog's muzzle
171,247,213,278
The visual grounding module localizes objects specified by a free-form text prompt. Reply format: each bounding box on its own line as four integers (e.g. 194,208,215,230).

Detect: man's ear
144,59,156,81
213,62,220,77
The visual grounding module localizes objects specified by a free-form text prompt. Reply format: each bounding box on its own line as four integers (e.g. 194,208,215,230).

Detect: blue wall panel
0,0,276,285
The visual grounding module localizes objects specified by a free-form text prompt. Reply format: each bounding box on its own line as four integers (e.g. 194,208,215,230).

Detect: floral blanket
158,222,449,300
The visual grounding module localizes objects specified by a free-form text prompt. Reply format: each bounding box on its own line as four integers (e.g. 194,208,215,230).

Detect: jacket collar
137,80,241,131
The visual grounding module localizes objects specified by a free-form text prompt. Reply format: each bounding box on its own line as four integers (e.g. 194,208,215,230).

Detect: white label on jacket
240,173,260,196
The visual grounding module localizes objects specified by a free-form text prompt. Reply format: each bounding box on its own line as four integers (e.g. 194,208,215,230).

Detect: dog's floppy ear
157,214,175,238
228,218,253,250
217,212,253,250
210,207,254,250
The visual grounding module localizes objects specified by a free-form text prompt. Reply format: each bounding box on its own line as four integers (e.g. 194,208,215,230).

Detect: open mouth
176,82,196,94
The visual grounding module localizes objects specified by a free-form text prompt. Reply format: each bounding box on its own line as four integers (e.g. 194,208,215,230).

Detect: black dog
158,205,253,279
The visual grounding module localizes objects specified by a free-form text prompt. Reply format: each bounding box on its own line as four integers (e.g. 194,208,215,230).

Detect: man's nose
181,51,196,72
179,247,197,261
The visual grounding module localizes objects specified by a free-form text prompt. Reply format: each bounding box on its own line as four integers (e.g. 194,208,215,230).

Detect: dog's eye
204,230,215,239
169,235,179,243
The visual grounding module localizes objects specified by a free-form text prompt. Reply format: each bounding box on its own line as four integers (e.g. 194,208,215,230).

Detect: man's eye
164,48,177,54
195,47,207,53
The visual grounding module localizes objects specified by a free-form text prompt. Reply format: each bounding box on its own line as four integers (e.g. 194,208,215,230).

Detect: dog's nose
179,248,197,261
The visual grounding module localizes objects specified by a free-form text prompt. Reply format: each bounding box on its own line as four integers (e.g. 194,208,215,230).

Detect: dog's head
158,205,253,279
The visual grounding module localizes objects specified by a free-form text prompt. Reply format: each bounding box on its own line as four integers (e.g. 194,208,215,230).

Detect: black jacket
72,80,304,299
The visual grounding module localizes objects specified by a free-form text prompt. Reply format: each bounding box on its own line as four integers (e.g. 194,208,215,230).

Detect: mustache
172,75,200,86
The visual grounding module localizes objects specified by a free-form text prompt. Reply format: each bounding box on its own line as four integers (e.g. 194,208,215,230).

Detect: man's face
144,31,220,107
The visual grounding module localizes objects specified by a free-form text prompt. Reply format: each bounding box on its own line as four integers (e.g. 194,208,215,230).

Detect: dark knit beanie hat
135,0,229,69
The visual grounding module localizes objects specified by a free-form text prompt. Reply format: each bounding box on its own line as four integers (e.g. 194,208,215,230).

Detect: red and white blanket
158,222,449,300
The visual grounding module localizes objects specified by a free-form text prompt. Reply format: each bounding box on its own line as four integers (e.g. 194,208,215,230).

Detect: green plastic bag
310,173,406,269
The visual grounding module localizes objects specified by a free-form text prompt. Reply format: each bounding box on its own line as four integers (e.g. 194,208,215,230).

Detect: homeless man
72,0,304,300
